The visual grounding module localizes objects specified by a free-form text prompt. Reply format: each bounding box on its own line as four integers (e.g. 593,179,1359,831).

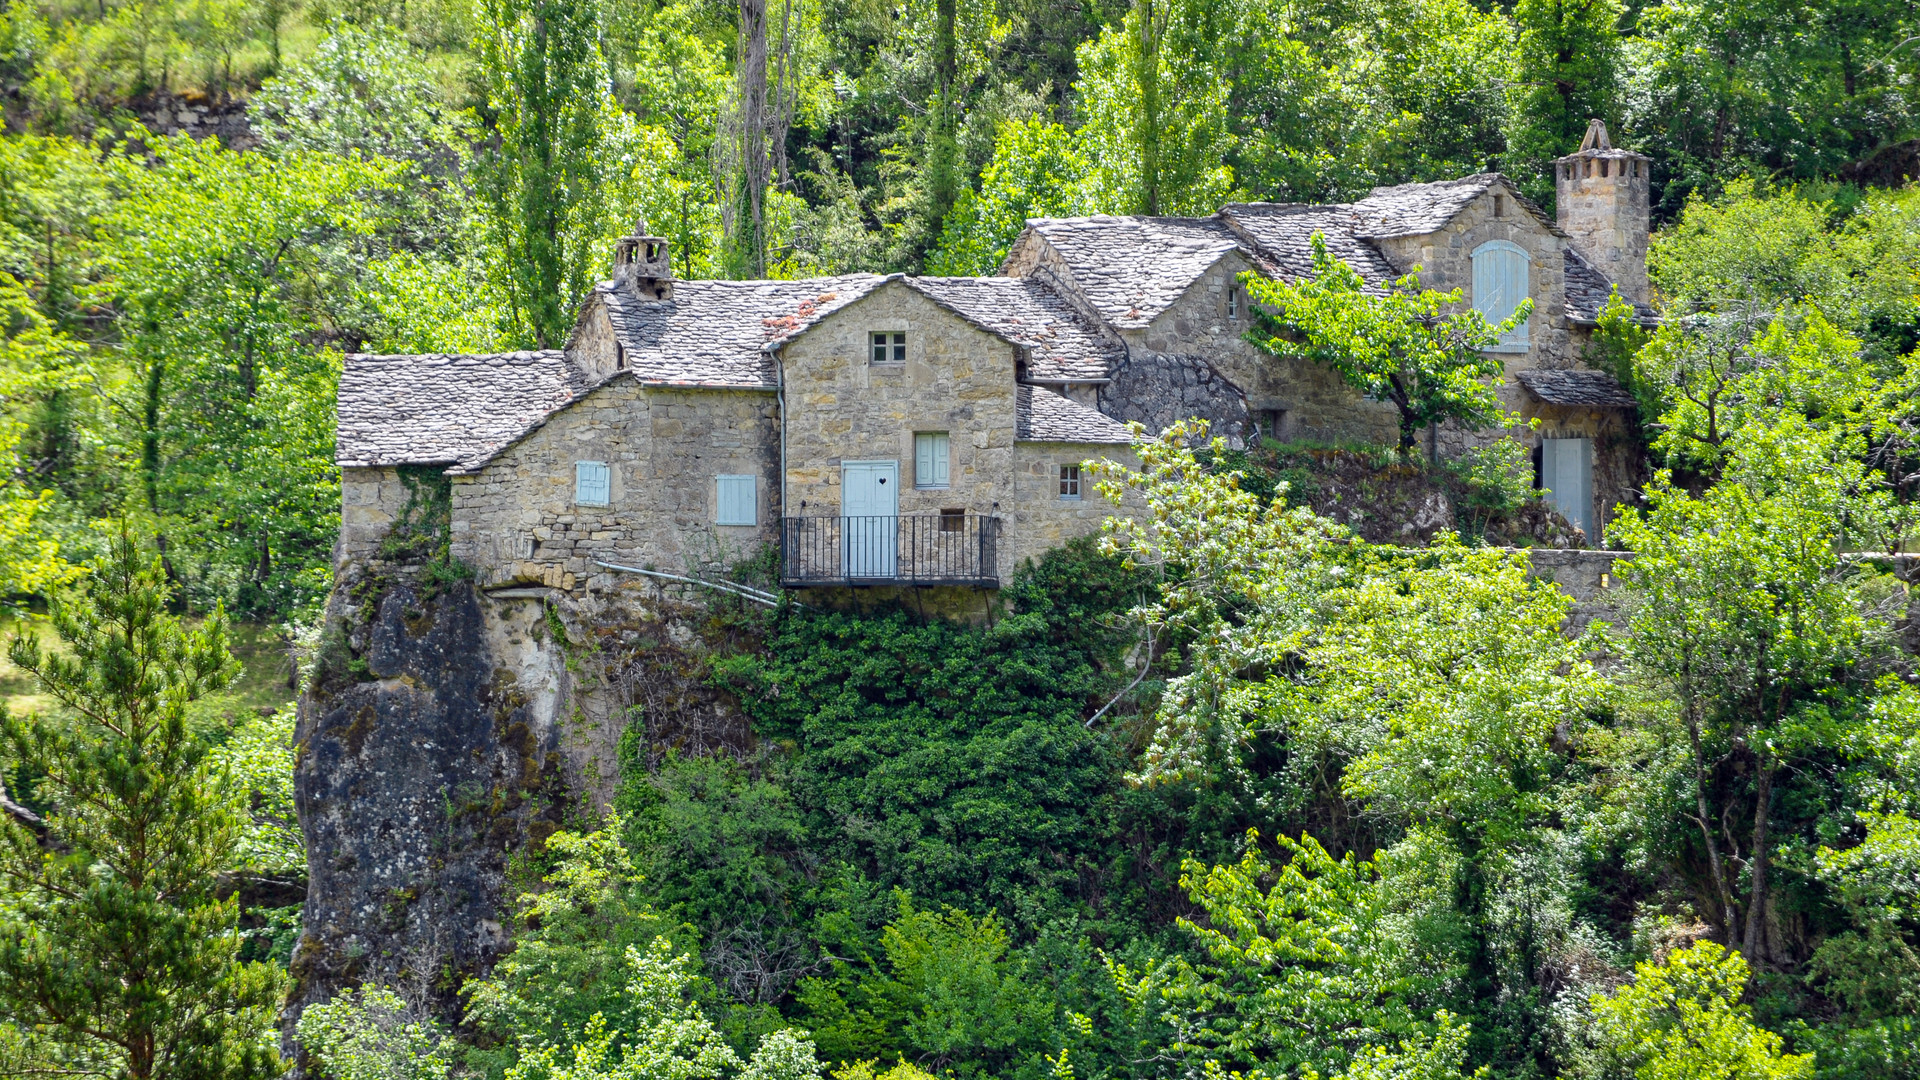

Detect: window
715,474,757,525
870,331,907,364
1493,194,1505,217
1226,287,1239,319
575,460,611,505
1059,464,1082,500
1471,240,1531,352
939,507,965,533
914,431,950,488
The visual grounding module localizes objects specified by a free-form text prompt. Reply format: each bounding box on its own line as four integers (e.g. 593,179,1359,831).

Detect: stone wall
337,466,412,572
1097,352,1250,446
448,380,780,591
1525,548,1630,632
566,295,622,383
1007,442,1136,573
1135,249,1399,446
780,281,1022,517
1369,184,1575,384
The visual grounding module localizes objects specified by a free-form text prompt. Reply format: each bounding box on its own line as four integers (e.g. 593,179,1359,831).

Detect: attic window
1227,287,1239,319
1493,194,1505,217
870,331,906,364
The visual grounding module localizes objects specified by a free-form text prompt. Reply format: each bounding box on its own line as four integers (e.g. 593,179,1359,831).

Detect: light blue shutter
575,461,610,505
716,475,756,525
915,432,949,488
1541,439,1593,543
1471,241,1531,351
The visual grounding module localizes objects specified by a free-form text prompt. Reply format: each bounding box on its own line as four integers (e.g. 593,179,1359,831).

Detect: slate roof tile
1014,215,1242,329
908,276,1120,382
1563,246,1658,324
336,351,580,470
1217,203,1401,287
1016,384,1136,444
1516,368,1639,407
603,274,887,388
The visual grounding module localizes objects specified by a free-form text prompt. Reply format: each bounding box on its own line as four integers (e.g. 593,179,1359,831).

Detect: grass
0,615,297,727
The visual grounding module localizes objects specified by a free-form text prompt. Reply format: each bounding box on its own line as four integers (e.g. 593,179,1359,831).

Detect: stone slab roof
1218,204,1400,287
909,276,1120,382
1016,384,1136,444
1350,173,1562,239
1563,247,1659,325
1013,215,1243,330
602,274,887,388
1516,368,1638,407
336,351,580,469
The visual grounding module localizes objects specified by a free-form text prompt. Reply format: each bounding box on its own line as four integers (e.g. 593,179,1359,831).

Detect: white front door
842,460,898,578
1542,438,1594,545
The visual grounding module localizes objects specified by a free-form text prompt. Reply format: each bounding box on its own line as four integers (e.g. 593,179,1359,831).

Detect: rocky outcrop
285,568,566,1044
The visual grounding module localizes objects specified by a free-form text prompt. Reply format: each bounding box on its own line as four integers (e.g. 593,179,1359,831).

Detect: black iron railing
781,514,1001,586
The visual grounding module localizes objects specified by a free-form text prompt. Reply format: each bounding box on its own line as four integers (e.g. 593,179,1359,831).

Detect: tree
1504,0,1623,202
1241,235,1528,457
474,0,640,343
1589,942,1813,1080
97,132,397,617
1610,415,1901,962
0,532,284,1079
927,118,1099,275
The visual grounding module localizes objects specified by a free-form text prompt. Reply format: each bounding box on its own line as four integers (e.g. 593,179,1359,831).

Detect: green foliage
710,539,1145,926
0,532,284,1079
297,985,458,1080
1589,942,1813,1080
928,119,1099,276
797,896,1057,1076
207,703,303,879
1332,1012,1487,1080
1242,236,1525,456
1443,437,1541,540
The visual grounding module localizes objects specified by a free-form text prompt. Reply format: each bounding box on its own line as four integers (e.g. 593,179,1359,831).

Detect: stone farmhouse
335,121,1654,596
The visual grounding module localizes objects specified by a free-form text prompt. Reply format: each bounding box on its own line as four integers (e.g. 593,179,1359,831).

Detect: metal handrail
781,514,1000,586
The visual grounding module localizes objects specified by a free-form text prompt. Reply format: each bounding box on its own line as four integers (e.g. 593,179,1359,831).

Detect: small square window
715,474,756,526
870,331,906,364
1059,464,1082,500
939,508,965,533
575,461,611,505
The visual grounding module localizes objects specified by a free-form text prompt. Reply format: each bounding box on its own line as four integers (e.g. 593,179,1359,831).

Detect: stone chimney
612,216,673,300
1555,120,1651,304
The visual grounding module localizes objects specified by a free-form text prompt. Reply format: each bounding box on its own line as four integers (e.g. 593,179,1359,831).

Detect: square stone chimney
612,217,673,300
1555,120,1651,304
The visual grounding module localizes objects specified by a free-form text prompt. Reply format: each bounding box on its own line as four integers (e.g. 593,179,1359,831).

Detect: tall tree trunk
1134,0,1162,215
734,0,770,277
1686,703,1740,939
1743,759,1775,963
926,0,958,237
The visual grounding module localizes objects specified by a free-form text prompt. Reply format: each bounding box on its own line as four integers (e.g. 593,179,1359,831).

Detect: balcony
781,513,1001,587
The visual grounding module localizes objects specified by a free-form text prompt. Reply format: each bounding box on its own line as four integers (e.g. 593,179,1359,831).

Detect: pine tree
0,532,284,1080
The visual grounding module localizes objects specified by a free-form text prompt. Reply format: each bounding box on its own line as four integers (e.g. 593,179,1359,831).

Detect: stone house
335,122,1654,593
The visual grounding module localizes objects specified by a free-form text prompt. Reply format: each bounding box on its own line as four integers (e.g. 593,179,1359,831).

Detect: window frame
1059,464,1082,500
914,431,951,489
1470,239,1532,354
574,460,611,506
870,331,907,365
714,474,757,526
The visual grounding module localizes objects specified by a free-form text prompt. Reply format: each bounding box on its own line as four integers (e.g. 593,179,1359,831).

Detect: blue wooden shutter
716,475,756,525
915,432,949,488
1471,241,1531,350
575,461,610,505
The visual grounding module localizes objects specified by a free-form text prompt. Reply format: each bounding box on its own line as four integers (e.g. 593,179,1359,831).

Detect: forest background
0,0,1917,1077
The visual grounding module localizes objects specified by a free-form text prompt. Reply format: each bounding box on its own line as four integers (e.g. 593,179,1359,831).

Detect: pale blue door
842,460,898,578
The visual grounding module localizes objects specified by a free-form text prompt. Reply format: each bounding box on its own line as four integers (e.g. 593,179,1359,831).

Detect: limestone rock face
284,572,562,1044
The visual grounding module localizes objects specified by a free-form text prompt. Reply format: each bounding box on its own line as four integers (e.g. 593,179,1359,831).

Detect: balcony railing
781,514,1001,587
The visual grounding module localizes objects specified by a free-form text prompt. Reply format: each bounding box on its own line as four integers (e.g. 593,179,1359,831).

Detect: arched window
1471,240,1531,353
